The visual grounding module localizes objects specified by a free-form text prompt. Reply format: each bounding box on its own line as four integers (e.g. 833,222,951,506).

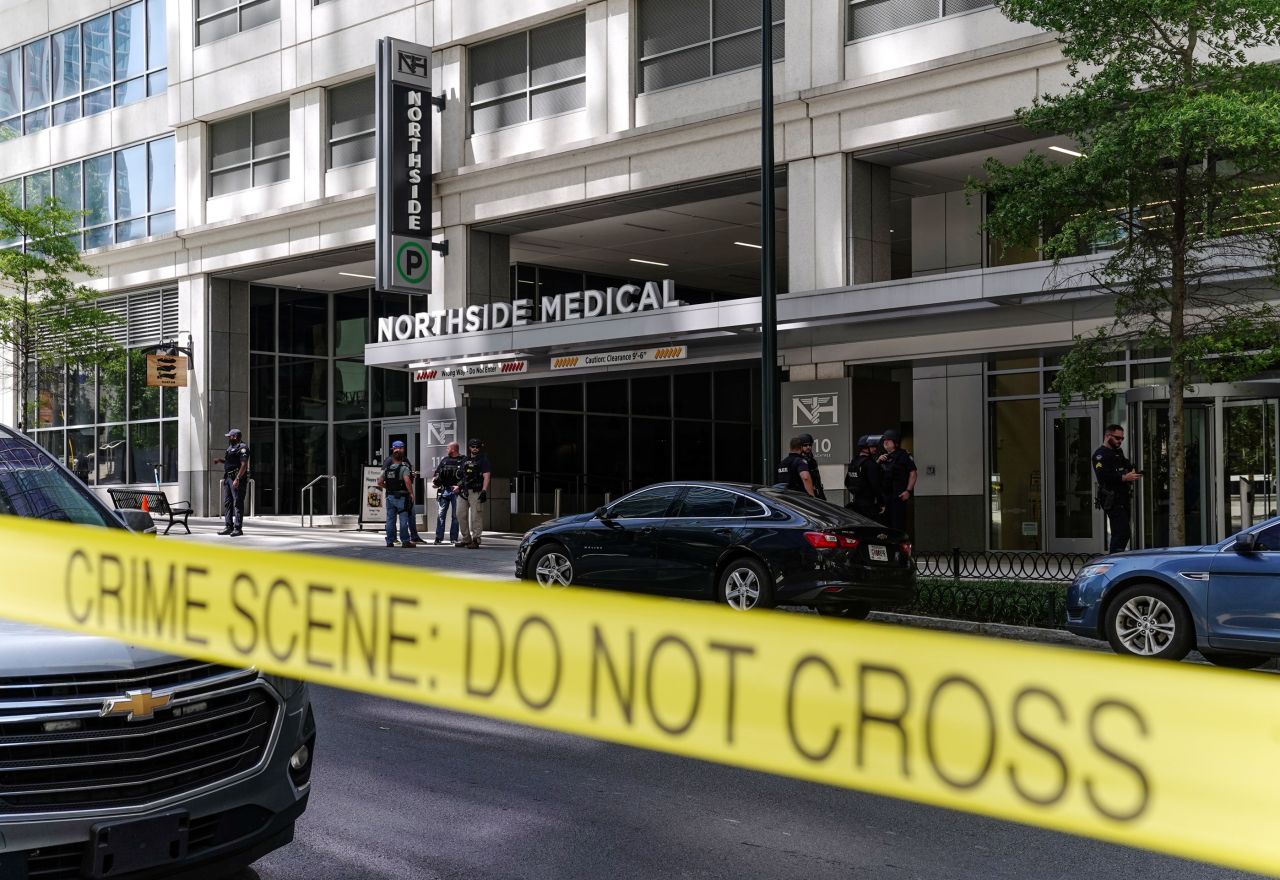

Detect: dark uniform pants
223,475,247,529
885,497,909,532
1106,506,1132,553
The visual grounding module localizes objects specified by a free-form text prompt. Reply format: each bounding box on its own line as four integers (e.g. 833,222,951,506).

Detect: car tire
527,543,574,589
817,604,871,620
1199,650,1272,670
717,557,774,611
1104,583,1193,660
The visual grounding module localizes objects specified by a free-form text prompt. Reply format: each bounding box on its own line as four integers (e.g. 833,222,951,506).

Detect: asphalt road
178,522,1263,880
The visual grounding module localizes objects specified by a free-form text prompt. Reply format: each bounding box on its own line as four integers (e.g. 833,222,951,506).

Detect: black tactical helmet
856,434,869,448
468,437,484,449
797,433,814,446
882,428,902,444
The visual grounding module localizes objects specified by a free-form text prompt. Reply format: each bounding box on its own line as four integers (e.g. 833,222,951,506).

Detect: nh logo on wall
792,394,838,427
427,420,456,446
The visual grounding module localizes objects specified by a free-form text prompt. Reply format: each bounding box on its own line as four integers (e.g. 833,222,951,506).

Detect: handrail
300,475,335,527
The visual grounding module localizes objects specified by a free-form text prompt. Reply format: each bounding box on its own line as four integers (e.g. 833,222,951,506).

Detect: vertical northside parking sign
376,38,434,295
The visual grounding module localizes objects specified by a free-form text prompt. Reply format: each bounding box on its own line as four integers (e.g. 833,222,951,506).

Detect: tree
974,0,1280,545
0,191,122,434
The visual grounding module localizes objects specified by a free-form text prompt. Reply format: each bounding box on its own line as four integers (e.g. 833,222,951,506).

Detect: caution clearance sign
4,517,1280,876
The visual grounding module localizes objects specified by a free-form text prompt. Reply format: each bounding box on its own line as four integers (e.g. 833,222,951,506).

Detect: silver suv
0,425,313,878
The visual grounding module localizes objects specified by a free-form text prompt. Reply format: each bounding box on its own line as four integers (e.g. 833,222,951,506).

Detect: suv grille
0,660,278,813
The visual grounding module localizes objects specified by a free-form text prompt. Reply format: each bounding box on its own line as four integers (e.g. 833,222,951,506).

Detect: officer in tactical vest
774,436,817,496
213,428,249,536
1093,423,1141,552
877,428,917,532
796,433,827,500
431,440,464,545
845,434,885,522
455,438,492,548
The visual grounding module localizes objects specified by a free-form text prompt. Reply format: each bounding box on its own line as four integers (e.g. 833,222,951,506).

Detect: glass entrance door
1044,407,1101,552
381,419,425,519
1136,403,1211,548
1222,401,1278,534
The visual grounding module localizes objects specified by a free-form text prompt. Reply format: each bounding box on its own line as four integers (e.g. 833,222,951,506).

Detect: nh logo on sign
427,420,456,446
398,51,428,77
792,394,838,427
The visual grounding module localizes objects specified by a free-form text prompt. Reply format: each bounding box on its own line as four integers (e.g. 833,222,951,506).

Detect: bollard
553,488,561,520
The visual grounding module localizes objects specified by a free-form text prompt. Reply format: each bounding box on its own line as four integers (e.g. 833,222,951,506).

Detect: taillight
804,532,860,549
900,542,912,556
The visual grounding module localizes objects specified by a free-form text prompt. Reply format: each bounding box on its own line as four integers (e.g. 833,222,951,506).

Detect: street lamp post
759,0,779,483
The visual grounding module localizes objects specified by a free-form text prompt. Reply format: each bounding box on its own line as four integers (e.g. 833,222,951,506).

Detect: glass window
732,494,767,517
279,422,327,513
98,349,126,423
371,367,408,418
83,14,112,91
587,379,628,415
631,375,670,417
148,0,166,71
470,16,587,134
250,285,275,351
632,418,672,486
0,50,20,127
1254,522,1280,552
66,364,95,426
540,382,583,411
989,398,1042,550
672,486,738,517
333,360,367,421
24,38,51,112
608,485,680,519
251,354,276,418
209,104,289,195
129,349,159,420
673,372,711,419
279,358,328,421
198,0,279,45
328,78,375,168
278,290,328,356
333,292,368,358
673,420,712,479
114,4,146,80
638,0,784,94
714,370,751,421
115,143,148,222
0,437,116,527
148,136,175,212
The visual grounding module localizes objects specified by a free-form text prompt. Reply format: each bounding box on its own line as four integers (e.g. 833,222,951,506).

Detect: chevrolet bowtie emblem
877,533,889,540
100,688,172,722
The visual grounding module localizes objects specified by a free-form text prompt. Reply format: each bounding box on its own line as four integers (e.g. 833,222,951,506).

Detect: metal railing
913,549,1099,583
300,475,336,527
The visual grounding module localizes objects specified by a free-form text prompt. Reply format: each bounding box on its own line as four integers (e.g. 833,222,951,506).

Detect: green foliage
0,190,122,431
898,579,1069,629
973,0,1280,542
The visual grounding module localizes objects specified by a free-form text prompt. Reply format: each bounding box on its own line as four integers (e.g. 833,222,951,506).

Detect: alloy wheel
534,551,572,589
1115,594,1177,656
723,567,761,610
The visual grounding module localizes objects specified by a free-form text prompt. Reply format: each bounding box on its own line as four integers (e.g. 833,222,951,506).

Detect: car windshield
0,437,118,528
759,489,880,527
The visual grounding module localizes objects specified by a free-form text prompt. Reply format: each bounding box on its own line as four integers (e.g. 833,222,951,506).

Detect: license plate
89,812,189,878
869,544,889,562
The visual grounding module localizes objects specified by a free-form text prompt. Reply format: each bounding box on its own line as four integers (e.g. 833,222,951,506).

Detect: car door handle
641,526,657,535
713,528,732,536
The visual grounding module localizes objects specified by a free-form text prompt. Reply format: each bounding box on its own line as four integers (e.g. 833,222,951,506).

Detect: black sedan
515,481,915,617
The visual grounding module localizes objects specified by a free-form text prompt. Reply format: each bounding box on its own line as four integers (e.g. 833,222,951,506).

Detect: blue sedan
1067,516,1280,667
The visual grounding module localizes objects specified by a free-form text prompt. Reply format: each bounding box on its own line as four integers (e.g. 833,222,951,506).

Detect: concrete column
286,91,309,207
178,275,210,515
438,226,511,311
910,361,985,550
849,159,892,284
810,0,845,90
437,46,465,174
299,88,325,204
585,2,609,137
605,0,634,133
789,155,848,293
176,123,205,230
198,277,250,516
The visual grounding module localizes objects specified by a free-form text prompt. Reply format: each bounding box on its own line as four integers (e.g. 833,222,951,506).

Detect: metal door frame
380,417,424,517
1219,397,1280,537
1042,404,1103,553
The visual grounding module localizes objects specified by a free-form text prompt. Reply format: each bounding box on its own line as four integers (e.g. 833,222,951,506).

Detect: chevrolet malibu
516,481,916,617
0,423,314,878
1066,516,1280,667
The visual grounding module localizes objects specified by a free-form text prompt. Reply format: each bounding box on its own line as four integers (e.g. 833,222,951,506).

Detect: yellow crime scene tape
3,516,1279,875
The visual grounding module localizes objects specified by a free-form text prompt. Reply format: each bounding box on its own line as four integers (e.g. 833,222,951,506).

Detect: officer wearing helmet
212,428,249,536
877,428,917,531
845,434,885,522
455,438,492,548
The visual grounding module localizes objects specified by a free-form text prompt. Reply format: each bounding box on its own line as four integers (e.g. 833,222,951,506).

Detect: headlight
1078,563,1113,579
262,673,304,700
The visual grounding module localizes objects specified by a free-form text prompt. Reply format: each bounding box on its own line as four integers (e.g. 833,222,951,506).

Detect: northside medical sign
376,38,434,296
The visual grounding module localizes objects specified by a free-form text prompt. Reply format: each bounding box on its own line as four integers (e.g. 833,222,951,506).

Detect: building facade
2,0,1277,550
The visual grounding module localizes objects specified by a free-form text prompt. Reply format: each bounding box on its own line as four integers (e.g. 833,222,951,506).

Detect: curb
866,610,1105,651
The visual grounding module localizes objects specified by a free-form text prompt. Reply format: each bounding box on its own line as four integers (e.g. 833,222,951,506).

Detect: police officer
455,438,492,548
213,428,249,537
431,441,464,545
877,428,917,532
774,436,817,496
796,433,827,500
845,434,885,522
1093,423,1141,552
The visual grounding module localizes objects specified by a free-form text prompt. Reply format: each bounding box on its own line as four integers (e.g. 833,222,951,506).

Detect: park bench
106,488,193,535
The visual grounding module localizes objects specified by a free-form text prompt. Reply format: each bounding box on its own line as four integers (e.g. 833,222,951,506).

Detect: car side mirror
593,506,610,520
1235,532,1258,553
117,508,156,535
